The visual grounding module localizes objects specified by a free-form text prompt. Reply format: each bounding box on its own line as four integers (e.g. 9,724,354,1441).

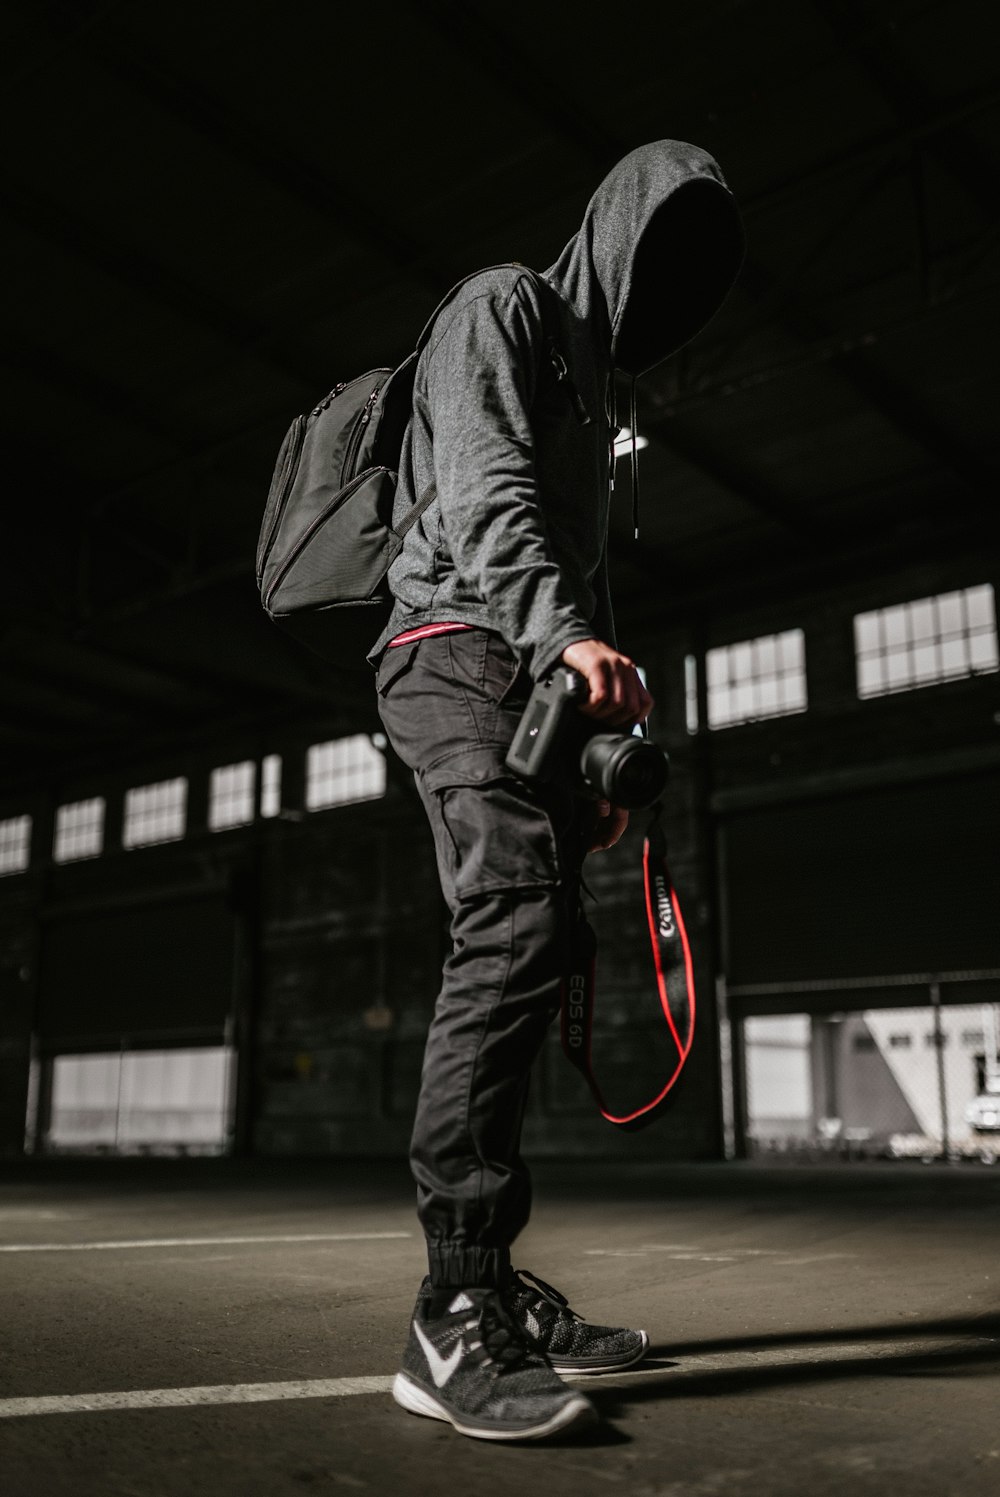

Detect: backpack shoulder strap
413,263,588,421
414,262,555,354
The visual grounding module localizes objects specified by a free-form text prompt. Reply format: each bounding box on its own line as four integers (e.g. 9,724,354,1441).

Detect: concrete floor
1,1157,998,1497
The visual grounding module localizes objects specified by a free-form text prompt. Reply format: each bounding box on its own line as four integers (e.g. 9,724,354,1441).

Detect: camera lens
580,734,669,808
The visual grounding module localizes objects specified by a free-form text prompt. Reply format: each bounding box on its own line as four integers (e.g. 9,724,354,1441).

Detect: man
370,140,744,1440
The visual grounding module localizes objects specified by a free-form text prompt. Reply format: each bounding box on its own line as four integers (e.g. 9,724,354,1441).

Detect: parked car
965,1076,1000,1133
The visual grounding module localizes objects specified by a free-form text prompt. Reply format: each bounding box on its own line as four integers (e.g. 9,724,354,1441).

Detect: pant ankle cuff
426,1243,511,1289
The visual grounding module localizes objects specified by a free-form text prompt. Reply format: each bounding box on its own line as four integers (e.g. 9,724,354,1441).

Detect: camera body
505,668,669,809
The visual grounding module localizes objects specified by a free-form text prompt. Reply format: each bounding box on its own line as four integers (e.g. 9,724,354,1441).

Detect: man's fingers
582,667,651,724
561,640,654,726
586,804,630,853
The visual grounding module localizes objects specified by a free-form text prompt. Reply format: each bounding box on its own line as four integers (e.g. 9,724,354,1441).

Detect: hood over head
543,140,745,377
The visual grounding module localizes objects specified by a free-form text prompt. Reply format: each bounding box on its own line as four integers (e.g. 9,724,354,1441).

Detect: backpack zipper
257,413,306,583
340,385,381,485
264,465,391,612
310,381,347,417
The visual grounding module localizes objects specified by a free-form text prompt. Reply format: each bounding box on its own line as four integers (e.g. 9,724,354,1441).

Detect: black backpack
256,262,571,664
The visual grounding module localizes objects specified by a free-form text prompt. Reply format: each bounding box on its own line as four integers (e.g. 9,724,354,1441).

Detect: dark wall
1,552,997,1160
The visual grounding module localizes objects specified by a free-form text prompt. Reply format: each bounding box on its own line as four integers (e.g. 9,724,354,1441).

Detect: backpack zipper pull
311,381,347,417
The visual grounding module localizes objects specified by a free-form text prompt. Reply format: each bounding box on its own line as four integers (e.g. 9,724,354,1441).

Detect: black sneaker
393,1283,596,1441
504,1268,650,1374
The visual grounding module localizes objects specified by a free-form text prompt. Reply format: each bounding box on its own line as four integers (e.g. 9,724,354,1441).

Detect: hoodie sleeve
423,274,597,678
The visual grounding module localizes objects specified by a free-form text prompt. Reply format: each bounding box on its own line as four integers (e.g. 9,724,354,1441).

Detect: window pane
730,642,753,681
885,649,910,689
706,648,728,688
857,655,883,697
0,815,32,876
884,607,908,647
939,637,967,676
909,600,936,642
755,636,778,675
684,654,699,735
260,754,282,818
854,611,879,655
937,591,964,635
780,629,805,671
910,642,938,683
209,761,255,831
306,735,386,810
966,584,995,629
123,778,187,848
852,585,998,699
705,629,808,731
969,632,999,671
53,798,105,863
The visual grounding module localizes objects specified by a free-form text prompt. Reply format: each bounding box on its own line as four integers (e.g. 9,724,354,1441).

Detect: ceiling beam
741,80,999,221
75,21,454,294
638,415,827,543
737,255,999,505
813,0,997,217
3,622,229,715
2,176,328,395
415,1,625,170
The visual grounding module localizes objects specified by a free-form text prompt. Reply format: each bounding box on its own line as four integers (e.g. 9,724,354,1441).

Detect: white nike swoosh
413,1320,464,1388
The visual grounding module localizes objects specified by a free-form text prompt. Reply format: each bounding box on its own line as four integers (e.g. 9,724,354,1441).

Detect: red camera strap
560,805,696,1131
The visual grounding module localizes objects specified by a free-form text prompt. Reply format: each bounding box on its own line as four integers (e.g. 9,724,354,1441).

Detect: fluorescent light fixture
613,426,649,459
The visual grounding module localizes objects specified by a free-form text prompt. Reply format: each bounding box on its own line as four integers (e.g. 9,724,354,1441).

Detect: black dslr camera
505,668,668,809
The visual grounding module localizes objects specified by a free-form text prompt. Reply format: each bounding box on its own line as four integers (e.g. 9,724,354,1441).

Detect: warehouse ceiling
2,0,998,789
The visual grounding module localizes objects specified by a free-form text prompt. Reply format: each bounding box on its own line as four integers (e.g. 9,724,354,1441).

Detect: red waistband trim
387,623,475,648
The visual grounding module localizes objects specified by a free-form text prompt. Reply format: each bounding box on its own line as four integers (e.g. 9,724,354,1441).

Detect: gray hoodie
369,140,744,676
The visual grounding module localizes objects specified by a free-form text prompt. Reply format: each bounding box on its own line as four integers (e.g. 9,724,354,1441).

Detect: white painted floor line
0,1232,412,1254
3,1336,995,1419
584,1246,858,1266
0,1377,395,1419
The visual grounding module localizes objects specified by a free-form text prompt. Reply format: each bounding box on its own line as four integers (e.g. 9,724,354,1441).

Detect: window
631,665,649,738
0,815,31,876
53,797,105,863
705,629,807,730
123,777,187,848
306,735,385,810
209,761,255,831
888,1033,912,1049
46,1046,235,1155
854,584,998,699
260,754,282,819
853,1033,877,1052
684,654,699,735
962,1029,985,1048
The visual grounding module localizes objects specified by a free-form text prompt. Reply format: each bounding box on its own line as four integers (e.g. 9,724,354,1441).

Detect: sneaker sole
549,1329,650,1375
392,1371,597,1441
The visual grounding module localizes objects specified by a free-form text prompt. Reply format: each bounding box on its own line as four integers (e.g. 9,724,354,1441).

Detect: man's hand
561,638,653,728
586,799,629,854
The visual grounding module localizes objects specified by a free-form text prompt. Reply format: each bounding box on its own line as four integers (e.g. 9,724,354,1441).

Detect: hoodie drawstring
608,375,641,539
630,375,640,541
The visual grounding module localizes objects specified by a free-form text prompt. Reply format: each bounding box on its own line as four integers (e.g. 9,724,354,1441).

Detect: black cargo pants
376,629,593,1289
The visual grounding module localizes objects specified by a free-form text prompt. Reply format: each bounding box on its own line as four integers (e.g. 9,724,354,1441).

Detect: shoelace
477,1294,537,1372
509,1269,581,1326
